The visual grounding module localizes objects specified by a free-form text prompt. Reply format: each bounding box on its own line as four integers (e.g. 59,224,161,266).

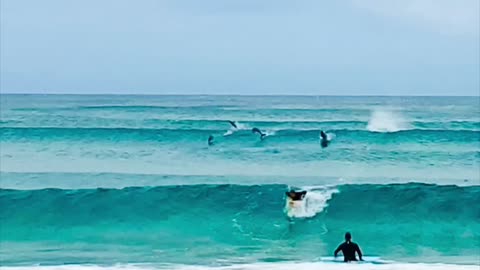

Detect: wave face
1,184,479,265
1,127,480,142
0,95,479,267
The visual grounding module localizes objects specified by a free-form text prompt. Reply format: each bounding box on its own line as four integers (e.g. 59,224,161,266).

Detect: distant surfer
334,232,363,262
208,135,214,146
252,127,266,140
228,120,238,129
320,130,330,148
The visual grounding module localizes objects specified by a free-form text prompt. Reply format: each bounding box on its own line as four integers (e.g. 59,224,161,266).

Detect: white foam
263,130,276,137
223,122,249,136
176,262,480,270
0,266,145,270
326,132,336,141
223,129,235,136
285,186,338,218
318,131,336,142
3,262,478,270
366,108,411,132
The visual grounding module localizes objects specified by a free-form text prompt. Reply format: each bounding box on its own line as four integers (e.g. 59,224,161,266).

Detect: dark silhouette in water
320,131,330,148
208,135,214,146
252,127,266,140
334,232,363,262
286,190,307,201
228,121,238,129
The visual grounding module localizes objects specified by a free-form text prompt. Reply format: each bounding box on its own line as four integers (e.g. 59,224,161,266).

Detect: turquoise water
0,95,479,269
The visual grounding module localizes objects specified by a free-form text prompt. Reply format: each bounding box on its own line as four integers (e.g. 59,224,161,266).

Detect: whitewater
0,95,479,269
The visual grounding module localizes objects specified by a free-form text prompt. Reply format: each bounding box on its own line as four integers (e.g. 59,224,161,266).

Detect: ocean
0,94,479,270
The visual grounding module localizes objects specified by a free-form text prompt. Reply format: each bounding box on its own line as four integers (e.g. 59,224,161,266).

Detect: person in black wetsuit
334,232,363,262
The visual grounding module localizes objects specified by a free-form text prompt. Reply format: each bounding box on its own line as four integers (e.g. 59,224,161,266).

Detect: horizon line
1,92,478,98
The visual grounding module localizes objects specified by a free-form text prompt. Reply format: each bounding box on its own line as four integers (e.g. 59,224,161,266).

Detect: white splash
223,122,249,136
366,108,411,132
263,130,277,137
178,261,480,270
319,132,336,142
285,186,338,218
223,129,235,136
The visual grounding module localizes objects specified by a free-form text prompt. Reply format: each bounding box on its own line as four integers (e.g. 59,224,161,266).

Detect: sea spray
367,108,411,132
223,121,249,136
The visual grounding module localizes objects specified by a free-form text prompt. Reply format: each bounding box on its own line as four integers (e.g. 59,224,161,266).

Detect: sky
1,0,479,96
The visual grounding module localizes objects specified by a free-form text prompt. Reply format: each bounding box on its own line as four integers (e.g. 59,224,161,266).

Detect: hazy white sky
1,0,479,95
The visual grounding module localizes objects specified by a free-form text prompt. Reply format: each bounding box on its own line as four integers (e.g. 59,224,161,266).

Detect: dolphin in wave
228,120,238,129
208,135,214,146
252,127,266,140
320,130,330,148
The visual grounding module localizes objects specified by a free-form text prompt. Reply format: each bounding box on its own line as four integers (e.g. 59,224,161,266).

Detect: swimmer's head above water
345,232,352,242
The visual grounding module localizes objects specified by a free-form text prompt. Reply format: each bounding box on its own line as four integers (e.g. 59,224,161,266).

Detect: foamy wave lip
367,108,411,133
